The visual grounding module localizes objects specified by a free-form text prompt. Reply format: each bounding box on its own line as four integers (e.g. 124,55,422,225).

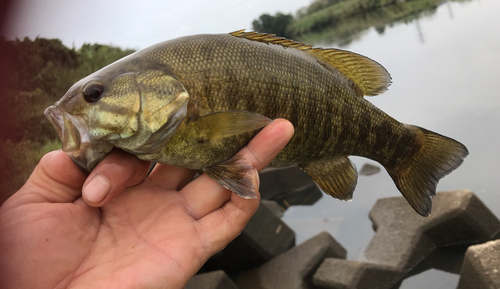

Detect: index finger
187,119,294,259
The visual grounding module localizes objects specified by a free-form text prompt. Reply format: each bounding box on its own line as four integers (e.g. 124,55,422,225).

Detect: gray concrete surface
457,239,500,289
310,190,500,288
236,231,346,289
185,270,239,289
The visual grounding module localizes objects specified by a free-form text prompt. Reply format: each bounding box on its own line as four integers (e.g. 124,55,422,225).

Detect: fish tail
387,126,468,217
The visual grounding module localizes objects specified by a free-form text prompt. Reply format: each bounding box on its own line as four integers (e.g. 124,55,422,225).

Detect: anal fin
299,156,358,201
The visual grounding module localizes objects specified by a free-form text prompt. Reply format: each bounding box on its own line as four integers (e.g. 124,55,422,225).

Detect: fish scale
45,31,468,216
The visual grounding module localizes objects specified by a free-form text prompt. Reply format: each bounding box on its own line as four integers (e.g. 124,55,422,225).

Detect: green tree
252,12,294,39
301,0,347,17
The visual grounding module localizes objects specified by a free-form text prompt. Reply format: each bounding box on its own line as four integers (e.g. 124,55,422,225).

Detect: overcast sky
4,0,309,50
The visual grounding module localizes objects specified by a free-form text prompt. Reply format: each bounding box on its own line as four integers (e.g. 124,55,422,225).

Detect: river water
281,0,500,287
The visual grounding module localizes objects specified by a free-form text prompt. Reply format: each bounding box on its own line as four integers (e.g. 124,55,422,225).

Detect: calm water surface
282,0,500,287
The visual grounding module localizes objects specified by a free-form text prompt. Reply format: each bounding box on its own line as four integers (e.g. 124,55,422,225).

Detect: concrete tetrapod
236,231,347,289
457,239,500,289
259,166,323,208
312,190,500,288
185,270,239,289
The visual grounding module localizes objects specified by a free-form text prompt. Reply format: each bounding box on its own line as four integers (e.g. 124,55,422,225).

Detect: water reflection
283,0,500,287
298,0,473,47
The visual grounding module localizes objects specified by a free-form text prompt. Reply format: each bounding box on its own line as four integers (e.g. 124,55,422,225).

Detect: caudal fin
387,126,468,217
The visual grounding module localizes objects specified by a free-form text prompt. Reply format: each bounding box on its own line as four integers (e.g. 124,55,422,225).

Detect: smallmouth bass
44,30,468,216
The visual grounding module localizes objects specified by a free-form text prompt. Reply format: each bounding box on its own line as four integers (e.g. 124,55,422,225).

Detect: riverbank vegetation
0,37,133,201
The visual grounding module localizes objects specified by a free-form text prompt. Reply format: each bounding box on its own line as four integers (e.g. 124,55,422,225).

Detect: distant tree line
252,12,294,39
251,0,464,42
0,37,134,201
251,0,401,39
296,0,347,17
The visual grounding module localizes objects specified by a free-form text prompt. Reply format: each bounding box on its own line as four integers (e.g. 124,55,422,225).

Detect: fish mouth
44,105,89,152
44,105,111,173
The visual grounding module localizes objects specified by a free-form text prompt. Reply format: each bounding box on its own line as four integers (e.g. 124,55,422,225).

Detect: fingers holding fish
82,149,151,207
192,173,260,259
180,174,233,220
184,119,293,257
180,119,294,220
244,119,295,172
147,164,196,191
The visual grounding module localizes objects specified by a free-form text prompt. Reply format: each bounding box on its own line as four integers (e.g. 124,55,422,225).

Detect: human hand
0,119,294,289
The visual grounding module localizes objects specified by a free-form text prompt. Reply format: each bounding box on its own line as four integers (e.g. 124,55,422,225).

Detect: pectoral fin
203,154,258,198
142,111,271,170
193,111,272,140
195,112,270,198
299,156,358,201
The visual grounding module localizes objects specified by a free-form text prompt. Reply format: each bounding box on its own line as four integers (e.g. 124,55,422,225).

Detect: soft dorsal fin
229,30,391,96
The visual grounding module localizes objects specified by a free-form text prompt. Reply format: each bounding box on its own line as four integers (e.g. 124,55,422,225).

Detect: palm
71,180,209,288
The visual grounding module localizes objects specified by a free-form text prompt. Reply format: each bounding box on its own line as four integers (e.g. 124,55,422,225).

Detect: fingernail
253,168,260,189
84,174,110,203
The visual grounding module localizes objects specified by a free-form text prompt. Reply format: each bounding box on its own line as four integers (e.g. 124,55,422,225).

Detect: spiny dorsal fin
229,30,391,96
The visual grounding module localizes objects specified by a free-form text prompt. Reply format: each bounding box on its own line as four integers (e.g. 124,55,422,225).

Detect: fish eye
83,83,105,103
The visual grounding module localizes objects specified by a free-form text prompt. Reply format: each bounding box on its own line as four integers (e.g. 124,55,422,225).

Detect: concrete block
259,166,322,208
309,190,500,288
457,239,500,289
313,259,399,289
236,231,346,289
403,244,469,278
359,163,381,176
260,200,284,218
203,200,295,273
185,270,239,289
366,190,499,270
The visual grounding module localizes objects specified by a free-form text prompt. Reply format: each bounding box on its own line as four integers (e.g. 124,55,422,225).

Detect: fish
44,30,468,216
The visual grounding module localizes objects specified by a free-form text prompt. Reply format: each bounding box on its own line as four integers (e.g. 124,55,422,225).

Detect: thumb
15,150,86,204
82,149,151,207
